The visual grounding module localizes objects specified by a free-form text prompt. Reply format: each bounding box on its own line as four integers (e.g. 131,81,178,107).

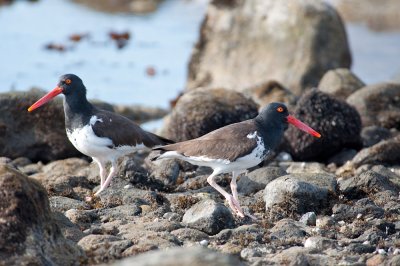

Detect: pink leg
93,158,107,187
231,171,257,220
207,170,245,218
94,160,117,196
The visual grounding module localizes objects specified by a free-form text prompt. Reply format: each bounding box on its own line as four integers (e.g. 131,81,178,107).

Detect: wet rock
237,166,287,195
361,126,393,147
332,198,384,221
0,165,85,265
351,135,400,168
0,89,80,161
72,0,163,14
299,212,317,226
182,199,235,235
187,0,350,95
111,246,244,266
304,236,337,251
164,88,258,141
285,89,362,161
318,68,365,100
347,82,400,129
78,234,132,264
31,158,92,199
263,173,337,220
270,219,308,244
49,196,90,212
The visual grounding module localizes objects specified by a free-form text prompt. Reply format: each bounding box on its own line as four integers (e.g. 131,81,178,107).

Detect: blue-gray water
0,0,399,108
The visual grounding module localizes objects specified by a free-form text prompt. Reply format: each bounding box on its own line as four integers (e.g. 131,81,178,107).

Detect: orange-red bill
27,86,63,112
287,115,321,138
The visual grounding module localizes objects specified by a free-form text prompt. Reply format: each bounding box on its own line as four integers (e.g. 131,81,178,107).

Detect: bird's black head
256,102,321,138
28,73,88,112
57,74,86,96
256,102,290,130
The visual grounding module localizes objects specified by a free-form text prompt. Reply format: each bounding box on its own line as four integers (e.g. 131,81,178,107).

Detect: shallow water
0,0,399,108
0,0,207,108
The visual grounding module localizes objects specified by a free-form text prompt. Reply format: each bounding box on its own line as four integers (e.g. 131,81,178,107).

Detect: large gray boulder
187,0,351,95
0,165,85,265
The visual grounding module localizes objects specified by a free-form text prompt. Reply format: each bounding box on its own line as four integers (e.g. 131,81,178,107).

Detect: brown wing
92,110,173,148
155,120,258,161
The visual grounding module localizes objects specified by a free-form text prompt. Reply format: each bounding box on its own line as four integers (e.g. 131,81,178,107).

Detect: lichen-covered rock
285,89,362,161
187,0,351,95
0,165,85,265
164,88,258,141
318,68,365,100
347,83,400,129
263,173,337,220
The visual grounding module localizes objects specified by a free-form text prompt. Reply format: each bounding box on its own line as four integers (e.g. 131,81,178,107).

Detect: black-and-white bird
28,74,173,195
152,102,321,218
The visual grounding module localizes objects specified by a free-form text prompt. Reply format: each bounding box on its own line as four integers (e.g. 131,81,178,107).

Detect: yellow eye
277,106,284,113
65,79,72,85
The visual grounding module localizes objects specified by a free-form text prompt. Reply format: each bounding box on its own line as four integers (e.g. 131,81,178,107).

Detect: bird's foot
94,186,104,196
226,195,245,218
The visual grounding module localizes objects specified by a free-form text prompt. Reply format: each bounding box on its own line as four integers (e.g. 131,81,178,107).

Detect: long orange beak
28,86,63,112
287,115,321,138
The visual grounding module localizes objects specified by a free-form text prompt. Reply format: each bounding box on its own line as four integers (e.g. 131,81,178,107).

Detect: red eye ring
65,79,72,85
277,107,284,113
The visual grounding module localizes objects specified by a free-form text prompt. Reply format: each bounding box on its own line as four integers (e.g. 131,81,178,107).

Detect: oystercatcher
28,74,173,195
152,102,321,218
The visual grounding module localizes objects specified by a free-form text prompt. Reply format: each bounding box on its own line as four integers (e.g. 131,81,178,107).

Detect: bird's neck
64,95,94,130
255,118,285,150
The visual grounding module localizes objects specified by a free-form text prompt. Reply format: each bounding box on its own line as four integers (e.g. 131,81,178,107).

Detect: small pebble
393,248,400,255
199,239,209,246
124,184,132,189
363,241,371,245
356,213,362,219
85,196,93,202
338,220,345,226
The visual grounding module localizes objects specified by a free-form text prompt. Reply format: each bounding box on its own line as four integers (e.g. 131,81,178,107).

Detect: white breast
66,115,144,162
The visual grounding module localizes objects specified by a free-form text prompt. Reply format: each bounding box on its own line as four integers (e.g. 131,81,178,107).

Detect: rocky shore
1,0,400,265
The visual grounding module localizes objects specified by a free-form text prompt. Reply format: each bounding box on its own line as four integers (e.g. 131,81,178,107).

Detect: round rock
164,88,258,141
318,68,365,100
347,82,400,129
182,199,235,235
263,173,337,220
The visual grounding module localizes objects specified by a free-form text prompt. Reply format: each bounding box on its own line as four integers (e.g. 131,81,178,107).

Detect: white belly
66,123,143,162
